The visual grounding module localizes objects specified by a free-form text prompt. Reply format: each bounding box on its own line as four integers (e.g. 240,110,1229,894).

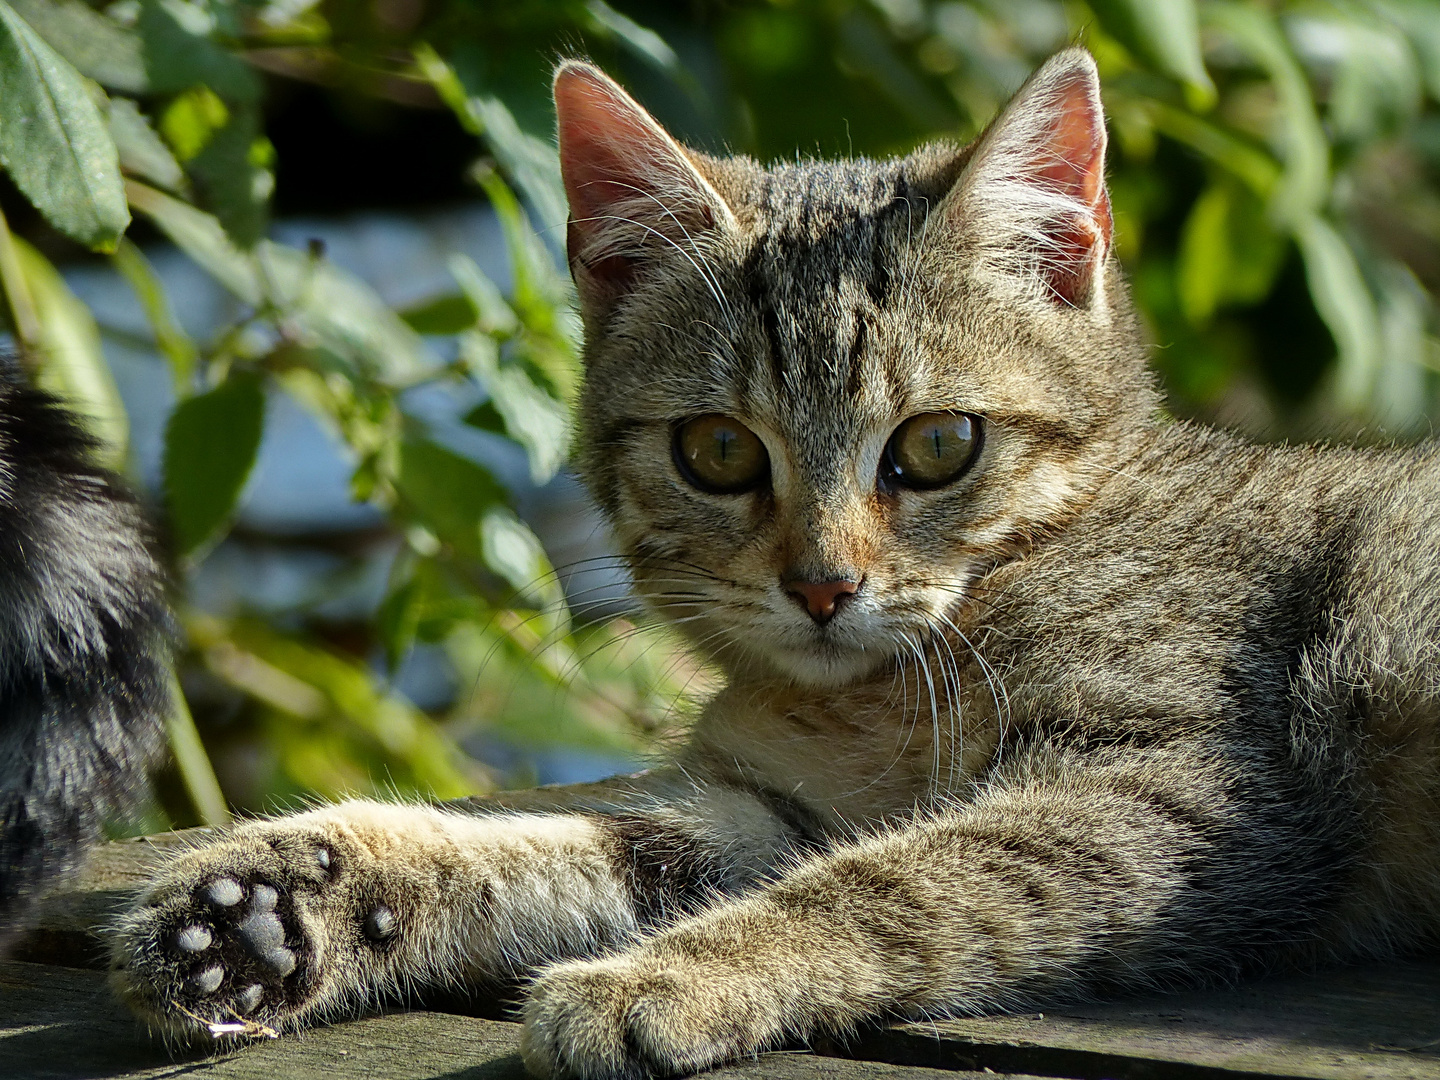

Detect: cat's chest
692,674,1001,833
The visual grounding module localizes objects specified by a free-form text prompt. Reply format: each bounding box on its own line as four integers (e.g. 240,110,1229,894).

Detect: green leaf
461,399,505,434
111,236,196,391
472,169,581,399
1177,183,1285,326
12,235,128,462
835,8,955,129
1310,16,1422,143
415,44,569,233
159,84,228,161
127,182,410,377
1089,0,1215,107
1372,262,1429,430
396,434,507,561
5,0,147,93
1177,185,1229,326
257,243,430,383
376,563,424,673
1145,102,1281,198
481,505,562,614
163,370,266,557
1294,215,1380,411
449,253,518,337
399,292,478,335
214,616,486,799
1220,189,1286,306
462,330,569,484
1378,0,1440,100
125,178,261,302
108,96,183,190
583,0,680,75
137,0,259,101
187,103,271,247
1204,3,1329,227
0,0,129,249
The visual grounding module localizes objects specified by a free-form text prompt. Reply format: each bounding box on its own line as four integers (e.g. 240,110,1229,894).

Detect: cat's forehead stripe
734,159,928,426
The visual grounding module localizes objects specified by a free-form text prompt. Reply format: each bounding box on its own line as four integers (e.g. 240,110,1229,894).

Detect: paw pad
172,925,212,953
363,905,396,943
236,983,264,1014
204,877,244,907
153,872,308,1017
115,826,376,1034
185,965,224,996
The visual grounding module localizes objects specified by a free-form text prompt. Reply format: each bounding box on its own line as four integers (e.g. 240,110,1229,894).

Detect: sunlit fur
112,50,1439,1080
576,140,1151,687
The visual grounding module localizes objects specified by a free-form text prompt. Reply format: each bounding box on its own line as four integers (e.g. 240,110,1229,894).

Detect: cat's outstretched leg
520,745,1341,1079
111,783,796,1038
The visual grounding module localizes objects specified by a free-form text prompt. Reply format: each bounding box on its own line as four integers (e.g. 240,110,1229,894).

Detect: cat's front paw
521,952,775,1080
110,817,401,1039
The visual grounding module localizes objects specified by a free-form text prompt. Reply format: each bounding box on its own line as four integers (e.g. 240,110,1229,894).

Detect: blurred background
0,0,1436,829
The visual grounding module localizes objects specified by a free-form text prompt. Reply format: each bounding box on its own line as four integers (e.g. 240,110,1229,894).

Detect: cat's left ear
945,48,1112,307
554,60,736,315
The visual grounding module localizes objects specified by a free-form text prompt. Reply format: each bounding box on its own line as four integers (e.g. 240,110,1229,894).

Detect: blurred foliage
0,0,1436,824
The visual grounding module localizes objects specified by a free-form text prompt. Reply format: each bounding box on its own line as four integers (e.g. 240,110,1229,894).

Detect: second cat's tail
0,369,172,948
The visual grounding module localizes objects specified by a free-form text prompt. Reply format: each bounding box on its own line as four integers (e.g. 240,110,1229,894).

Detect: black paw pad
168,867,308,1015
236,983,264,1014
172,925,212,954
250,883,279,912
363,905,396,943
237,909,285,958
204,877,244,908
185,964,224,996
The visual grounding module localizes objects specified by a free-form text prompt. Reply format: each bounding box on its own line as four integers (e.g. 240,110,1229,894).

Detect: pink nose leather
785,578,860,625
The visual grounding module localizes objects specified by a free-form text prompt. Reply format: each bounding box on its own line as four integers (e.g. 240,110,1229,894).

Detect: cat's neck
688,637,1006,830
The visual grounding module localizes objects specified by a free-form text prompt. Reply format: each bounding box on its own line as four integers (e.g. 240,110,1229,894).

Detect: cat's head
554,49,1157,688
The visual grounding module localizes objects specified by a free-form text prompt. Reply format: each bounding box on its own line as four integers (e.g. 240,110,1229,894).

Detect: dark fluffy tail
0,370,171,947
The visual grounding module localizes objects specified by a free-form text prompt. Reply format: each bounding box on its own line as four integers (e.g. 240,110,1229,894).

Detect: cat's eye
883,412,982,490
673,415,770,493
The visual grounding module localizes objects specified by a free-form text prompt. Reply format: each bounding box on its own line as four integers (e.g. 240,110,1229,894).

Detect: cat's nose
783,577,861,626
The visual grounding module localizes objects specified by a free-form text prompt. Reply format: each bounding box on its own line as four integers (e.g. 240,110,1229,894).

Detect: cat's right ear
554,61,735,315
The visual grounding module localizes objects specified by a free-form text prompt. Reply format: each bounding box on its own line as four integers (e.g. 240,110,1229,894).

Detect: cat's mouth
736,605,907,686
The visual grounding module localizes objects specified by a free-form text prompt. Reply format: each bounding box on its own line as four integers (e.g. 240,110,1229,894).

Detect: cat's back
977,422,1440,948
985,422,1440,720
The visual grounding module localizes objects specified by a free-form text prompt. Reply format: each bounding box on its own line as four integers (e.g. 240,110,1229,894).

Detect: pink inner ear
554,64,715,288
1030,73,1112,305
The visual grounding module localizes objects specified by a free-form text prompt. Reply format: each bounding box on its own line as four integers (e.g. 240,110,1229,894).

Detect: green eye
884,412,982,489
673,415,769,493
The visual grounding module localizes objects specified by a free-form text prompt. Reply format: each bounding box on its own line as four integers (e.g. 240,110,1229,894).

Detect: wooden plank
834,959,1440,1080
13,834,1440,1080
0,962,1022,1080
12,831,202,969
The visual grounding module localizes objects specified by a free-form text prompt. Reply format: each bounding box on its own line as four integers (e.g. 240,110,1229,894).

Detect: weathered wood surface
11,830,197,970
837,958,1440,1080
10,833,1440,1080
0,962,1012,1080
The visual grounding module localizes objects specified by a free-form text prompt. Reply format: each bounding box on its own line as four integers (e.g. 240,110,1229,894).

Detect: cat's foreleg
521,749,1304,1080
111,778,797,1039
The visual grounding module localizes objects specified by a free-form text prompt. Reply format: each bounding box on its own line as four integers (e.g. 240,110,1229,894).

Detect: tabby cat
111,49,1440,1079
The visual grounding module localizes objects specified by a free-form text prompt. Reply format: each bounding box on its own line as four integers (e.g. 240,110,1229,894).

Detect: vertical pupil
717,429,733,463
930,427,943,459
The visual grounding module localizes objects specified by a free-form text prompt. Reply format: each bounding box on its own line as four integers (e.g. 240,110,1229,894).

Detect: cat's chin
753,641,889,688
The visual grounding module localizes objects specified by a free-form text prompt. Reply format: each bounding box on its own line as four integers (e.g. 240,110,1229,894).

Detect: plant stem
165,669,231,826
0,205,40,349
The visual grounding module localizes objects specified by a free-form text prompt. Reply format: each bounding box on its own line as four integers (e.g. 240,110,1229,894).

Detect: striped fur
111,49,1439,1080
